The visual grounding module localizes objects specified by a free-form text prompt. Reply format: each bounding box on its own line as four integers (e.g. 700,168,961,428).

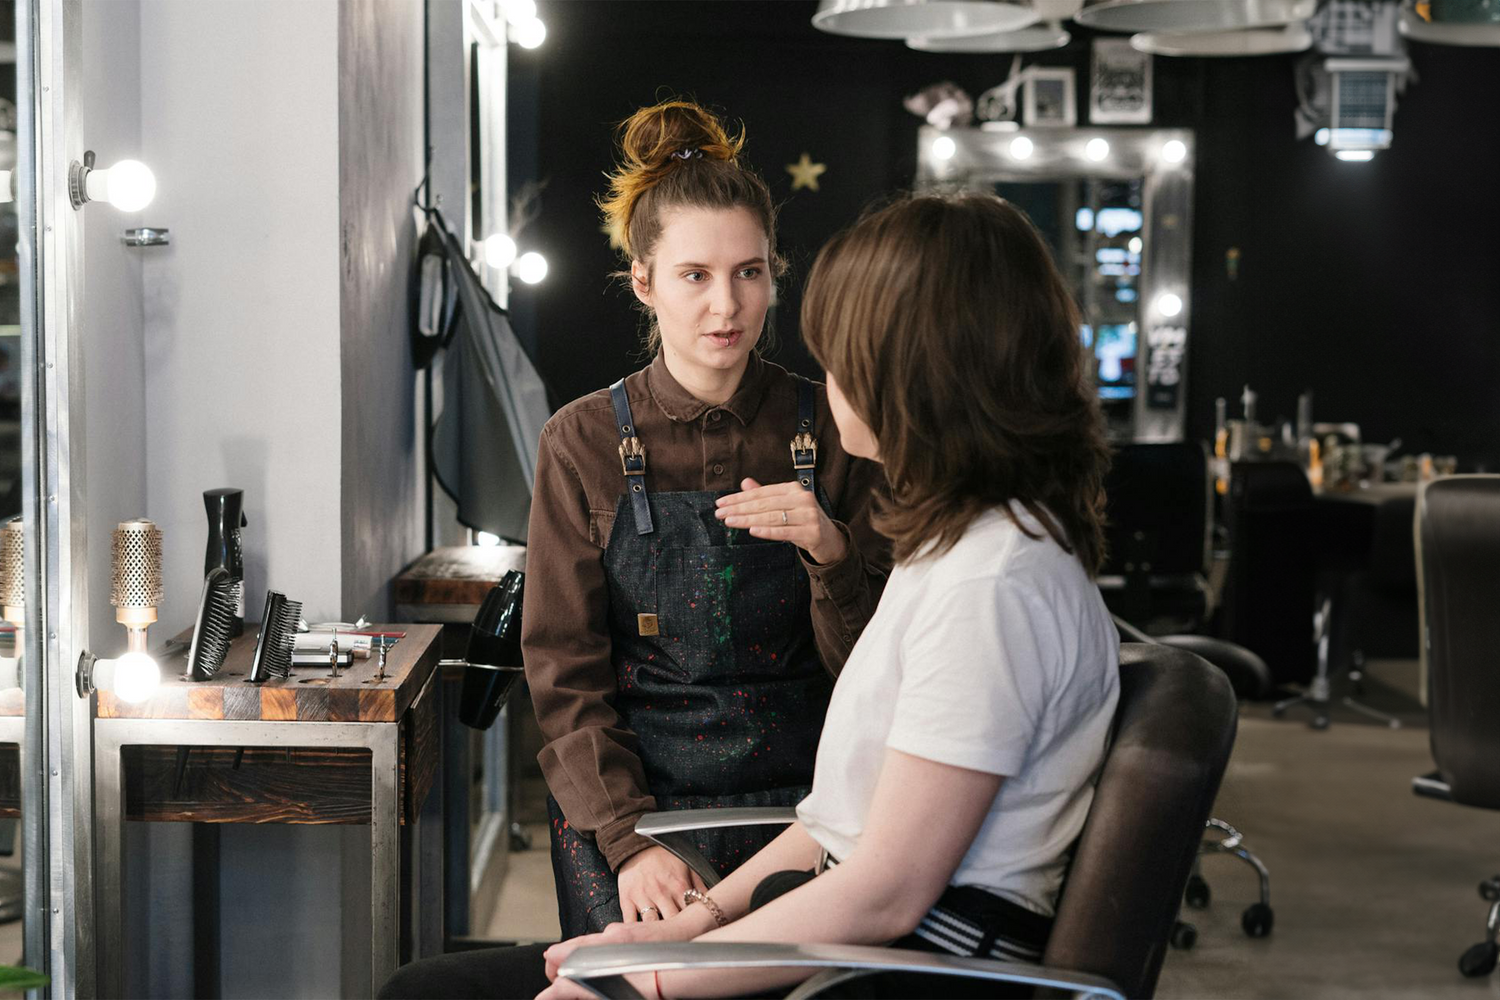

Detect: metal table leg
91,718,406,997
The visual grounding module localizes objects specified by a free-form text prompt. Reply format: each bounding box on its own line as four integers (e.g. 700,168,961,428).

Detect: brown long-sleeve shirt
522,352,890,869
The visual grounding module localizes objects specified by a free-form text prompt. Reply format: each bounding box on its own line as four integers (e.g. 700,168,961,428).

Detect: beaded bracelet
681,888,728,927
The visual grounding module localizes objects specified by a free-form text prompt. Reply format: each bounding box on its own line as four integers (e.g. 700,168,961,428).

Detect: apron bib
549,377,833,935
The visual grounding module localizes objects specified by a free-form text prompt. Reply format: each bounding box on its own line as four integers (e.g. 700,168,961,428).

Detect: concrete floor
485,664,1500,998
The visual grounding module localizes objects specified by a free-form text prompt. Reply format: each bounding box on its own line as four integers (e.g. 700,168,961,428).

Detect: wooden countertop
96,623,442,723
394,544,526,621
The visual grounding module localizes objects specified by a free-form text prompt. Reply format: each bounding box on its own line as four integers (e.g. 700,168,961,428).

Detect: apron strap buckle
620,437,647,476
791,432,817,490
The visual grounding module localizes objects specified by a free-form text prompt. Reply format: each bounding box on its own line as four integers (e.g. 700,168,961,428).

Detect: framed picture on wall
1024,68,1077,127
1091,38,1153,124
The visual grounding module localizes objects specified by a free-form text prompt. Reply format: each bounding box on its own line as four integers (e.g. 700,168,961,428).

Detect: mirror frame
21,0,95,994
915,124,1195,443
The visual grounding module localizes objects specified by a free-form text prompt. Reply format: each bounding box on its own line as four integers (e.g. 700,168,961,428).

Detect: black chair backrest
1220,461,1317,684
1103,443,1211,577
1045,642,1237,998
1417,476,1500,810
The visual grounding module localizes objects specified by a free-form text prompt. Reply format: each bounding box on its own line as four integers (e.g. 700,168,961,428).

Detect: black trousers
378,872,1039,999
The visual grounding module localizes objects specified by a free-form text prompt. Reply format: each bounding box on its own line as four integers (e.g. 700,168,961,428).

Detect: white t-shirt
796,504,1120,917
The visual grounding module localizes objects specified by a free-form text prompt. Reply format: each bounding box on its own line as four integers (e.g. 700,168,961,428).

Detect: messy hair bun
597,98,781,275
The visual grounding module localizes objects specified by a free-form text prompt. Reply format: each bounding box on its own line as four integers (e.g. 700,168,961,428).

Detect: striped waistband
821,855,1051,964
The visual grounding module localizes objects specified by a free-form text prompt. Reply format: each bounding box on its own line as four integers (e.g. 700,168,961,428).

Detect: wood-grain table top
96,623,442,723
393,545,527,610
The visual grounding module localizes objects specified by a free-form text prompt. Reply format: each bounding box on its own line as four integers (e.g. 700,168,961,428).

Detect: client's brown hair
801,194,1110,572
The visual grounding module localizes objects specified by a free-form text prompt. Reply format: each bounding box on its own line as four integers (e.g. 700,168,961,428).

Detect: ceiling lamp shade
908,22,1072,50
812,0,1038,39
1130,22,1313,55
1399,0,1500,45
1074,0,1317,33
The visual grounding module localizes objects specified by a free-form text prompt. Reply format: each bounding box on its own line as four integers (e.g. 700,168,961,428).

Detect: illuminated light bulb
1085,138,1110,162
1009,136,1034,160
107,651,161,704
1128,236,1143,255
1155,292,1183,318
1335,149,1375,162
931,136,957,161
501,0,537,24
515,251,548,285
1161,139,1187,164
84,159,157,212
484,234,517,270
476,531,501,547
512,16,546,48
1314,128,1330,147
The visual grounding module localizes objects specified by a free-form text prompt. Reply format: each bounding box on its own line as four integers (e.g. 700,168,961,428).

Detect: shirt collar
647,351,769,425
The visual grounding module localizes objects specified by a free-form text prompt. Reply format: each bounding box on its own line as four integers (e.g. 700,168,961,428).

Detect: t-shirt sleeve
885,575,1049,777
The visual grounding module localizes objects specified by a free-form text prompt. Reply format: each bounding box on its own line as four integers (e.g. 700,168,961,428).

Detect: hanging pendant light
813,0,1039,39
1074,0,1317,33
909,21,1072,50
1398,0,1500,46
1130,22,1313,55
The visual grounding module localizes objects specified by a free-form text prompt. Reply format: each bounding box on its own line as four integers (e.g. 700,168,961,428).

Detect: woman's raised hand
715,478,848,565
616,845,707,924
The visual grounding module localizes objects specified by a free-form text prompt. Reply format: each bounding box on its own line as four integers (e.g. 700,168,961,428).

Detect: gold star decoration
786,153,827,192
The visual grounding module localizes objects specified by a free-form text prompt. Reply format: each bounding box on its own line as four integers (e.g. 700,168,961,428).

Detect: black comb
187,567,238,680
249,590,303,682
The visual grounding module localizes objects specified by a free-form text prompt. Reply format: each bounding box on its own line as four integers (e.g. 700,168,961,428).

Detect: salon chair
1219,462,1317,685
1114,617,1274,949
558,642,1237,999
1410,476,1500,979
1098,443,1214,635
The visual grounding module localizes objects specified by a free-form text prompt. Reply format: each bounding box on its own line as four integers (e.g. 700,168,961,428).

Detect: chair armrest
558,942,1124,1000
1412,771,1453,801
635,808,799,888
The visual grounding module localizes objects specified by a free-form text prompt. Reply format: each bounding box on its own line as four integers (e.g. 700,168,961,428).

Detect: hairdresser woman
522,99,888,937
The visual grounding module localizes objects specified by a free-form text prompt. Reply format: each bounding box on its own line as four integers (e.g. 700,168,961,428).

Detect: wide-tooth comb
249,590,303,682
187,567,237,681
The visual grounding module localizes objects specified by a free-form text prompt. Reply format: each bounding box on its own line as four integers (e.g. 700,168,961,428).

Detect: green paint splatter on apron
712,564,734,646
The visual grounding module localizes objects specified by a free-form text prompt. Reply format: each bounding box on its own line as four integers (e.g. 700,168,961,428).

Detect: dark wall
510,1,1500,468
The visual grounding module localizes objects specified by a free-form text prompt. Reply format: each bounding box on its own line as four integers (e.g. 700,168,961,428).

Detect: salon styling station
91,623,443,998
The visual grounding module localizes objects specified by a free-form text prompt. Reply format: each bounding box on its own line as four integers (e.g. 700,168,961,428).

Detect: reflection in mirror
917,125,1193,443
0,0,21,963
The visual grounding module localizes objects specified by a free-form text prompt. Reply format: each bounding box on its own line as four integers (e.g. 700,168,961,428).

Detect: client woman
523,98,888,937
381,192,1118,999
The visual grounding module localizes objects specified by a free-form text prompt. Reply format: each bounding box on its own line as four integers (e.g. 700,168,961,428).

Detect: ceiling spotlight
1009,136,1035,160
931,135,958,161
1085,138,1111,162
1155,292,1184,317
1334,149,1376,162
1160,139,1188,164
813,0,1039,38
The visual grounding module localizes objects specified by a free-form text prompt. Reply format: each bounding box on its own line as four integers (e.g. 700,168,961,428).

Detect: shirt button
713,463,725,475
711,410,722,422
843,634,853,644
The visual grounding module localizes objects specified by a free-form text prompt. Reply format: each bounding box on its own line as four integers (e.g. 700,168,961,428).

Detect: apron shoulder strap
609,379,654,535
791,378,818,493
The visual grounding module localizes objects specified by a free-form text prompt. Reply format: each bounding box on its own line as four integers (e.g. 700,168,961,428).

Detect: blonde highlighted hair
597,99,785,352
802,193,1111,572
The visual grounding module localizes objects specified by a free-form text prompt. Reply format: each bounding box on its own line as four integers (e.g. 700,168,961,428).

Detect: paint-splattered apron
547,377,835,935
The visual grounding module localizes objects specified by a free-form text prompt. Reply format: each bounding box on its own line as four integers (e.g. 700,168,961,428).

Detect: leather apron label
637,613,659,636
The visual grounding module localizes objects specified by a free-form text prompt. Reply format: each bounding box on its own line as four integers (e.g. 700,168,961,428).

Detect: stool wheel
1479,879,1500,903
1170,920,1198,951
1310,715,1330,731
1459,942,1498,979
1241,902,1274,938
1184,875,1211,909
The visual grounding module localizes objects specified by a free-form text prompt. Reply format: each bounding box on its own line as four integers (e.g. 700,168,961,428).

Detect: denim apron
547,377,834,935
